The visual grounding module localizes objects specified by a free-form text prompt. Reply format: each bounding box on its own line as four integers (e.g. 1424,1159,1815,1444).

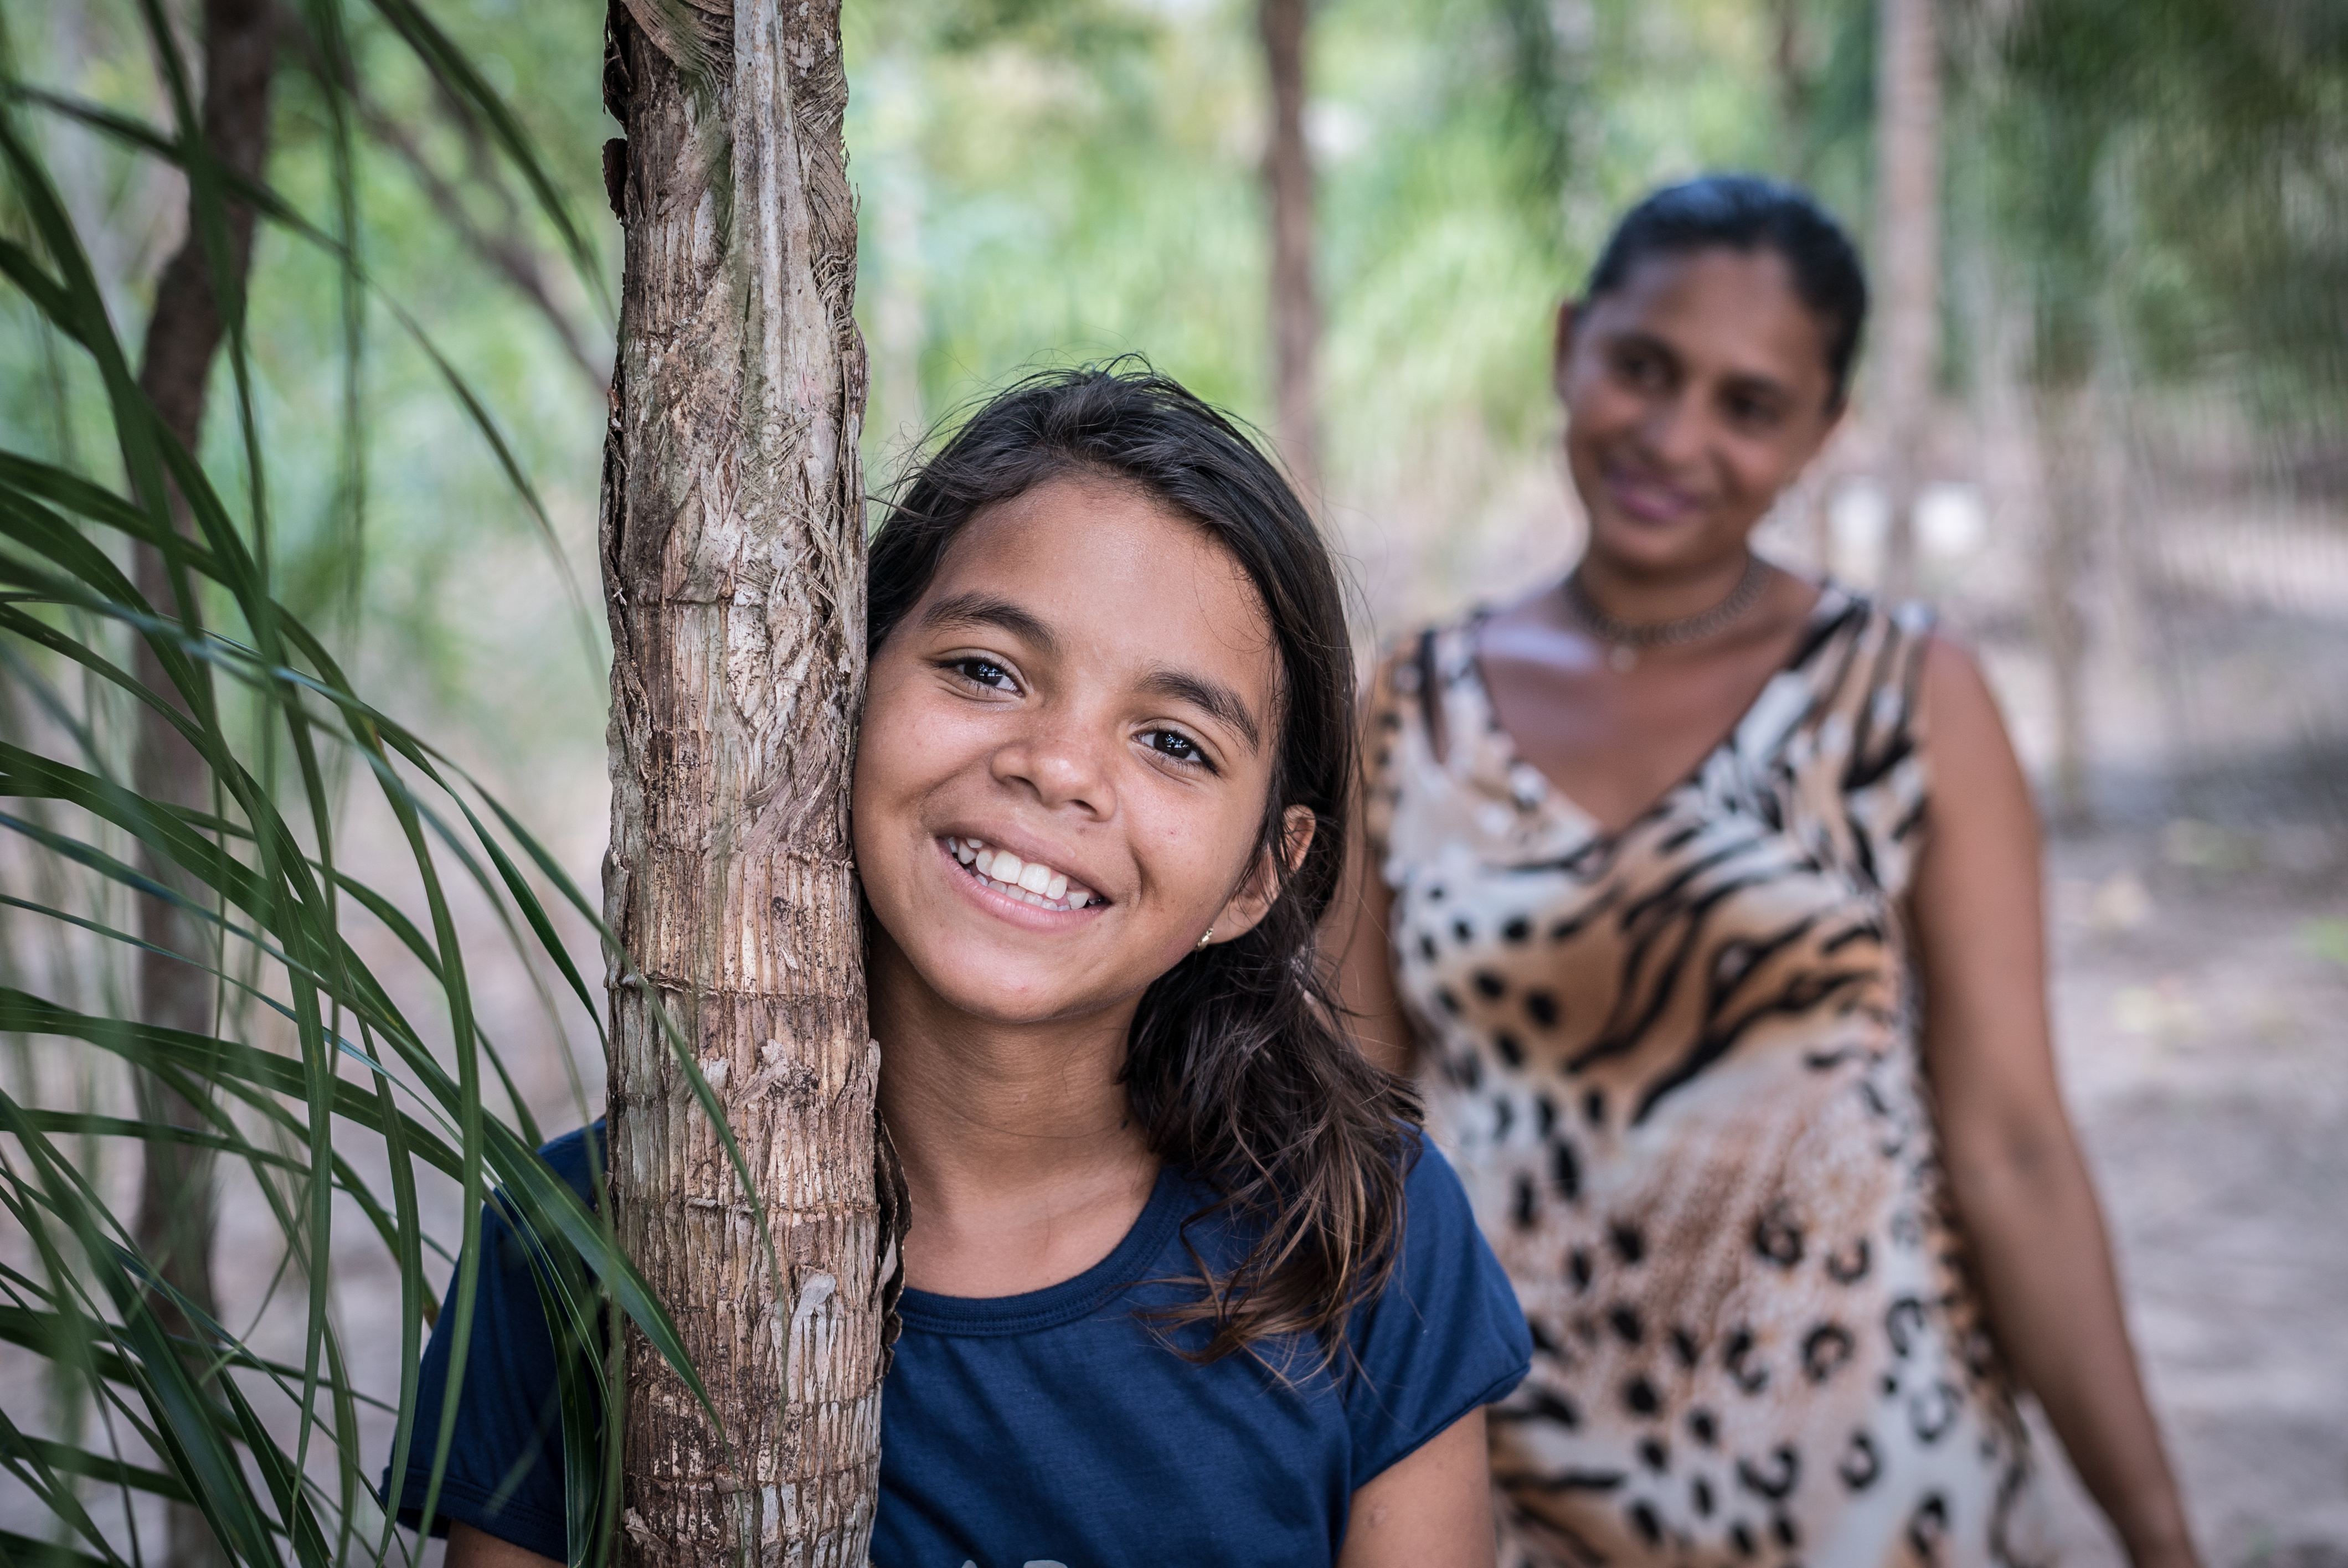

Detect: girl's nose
991,715,1113,817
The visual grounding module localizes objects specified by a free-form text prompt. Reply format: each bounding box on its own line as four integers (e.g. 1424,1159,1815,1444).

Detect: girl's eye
945,657,1017,693
1140,728,1212,770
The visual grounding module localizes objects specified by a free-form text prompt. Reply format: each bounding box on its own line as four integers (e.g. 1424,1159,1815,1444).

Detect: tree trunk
598,1,887,1562
1770,0,1814,183
2033,375,2094,830
1259,0,1321,503
130,6,277,1567
1872,0,1939,599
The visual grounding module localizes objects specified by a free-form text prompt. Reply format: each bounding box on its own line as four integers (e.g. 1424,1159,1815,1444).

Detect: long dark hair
1585,173,1870,408
868,361,1419,1364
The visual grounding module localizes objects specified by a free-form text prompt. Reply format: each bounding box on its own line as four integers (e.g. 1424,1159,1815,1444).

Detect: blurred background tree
2,0,2344,1564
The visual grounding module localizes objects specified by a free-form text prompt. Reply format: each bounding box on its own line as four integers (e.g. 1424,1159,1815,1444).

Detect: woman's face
1556,246,1841,576
854,475,1299,1033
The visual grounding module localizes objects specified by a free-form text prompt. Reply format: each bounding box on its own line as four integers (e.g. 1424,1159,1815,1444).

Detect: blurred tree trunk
2033,375,2095,829
599,1,888,1562
1769,0,1814,182
1259,0,1321,502
1872,0,1939,598
130,5,277,1567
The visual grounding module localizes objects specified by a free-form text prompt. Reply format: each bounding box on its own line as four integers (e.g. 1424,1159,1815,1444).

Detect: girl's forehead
925,476,1275,662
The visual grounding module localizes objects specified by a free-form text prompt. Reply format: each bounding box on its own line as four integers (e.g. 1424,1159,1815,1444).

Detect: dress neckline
1456,582,1853,846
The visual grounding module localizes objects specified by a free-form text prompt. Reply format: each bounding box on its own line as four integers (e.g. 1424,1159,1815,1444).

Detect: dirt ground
2026,822,2348,1568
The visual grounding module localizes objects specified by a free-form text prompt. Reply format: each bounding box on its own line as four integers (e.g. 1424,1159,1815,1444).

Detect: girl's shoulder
1338,1131,1531,1472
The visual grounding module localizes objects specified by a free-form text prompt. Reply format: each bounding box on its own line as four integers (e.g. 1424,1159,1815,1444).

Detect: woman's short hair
1585,173,1870,408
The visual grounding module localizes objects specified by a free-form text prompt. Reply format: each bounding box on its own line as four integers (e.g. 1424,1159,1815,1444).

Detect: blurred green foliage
846,0,1844,543
1991,0,2348,423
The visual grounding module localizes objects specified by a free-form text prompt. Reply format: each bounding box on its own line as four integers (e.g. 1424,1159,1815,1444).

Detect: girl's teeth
950,837,1093,909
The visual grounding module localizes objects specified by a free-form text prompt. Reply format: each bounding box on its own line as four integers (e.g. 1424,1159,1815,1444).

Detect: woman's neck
871,938,1160,1296
1572,544,1756,628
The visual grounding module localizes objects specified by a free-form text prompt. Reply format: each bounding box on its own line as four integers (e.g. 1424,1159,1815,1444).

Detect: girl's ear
1205,805,1319,946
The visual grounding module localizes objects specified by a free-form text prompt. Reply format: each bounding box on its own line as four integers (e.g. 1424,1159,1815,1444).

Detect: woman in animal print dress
1334,177,2197,1568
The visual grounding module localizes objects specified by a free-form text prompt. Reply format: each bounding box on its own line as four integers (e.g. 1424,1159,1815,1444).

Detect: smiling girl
387,367,1531,1567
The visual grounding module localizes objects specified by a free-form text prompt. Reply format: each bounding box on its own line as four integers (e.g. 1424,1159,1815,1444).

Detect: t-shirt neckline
895,1164,1198,1338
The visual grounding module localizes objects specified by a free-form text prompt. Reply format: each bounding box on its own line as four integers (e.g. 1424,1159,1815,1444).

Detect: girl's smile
936,832,1104,915
854,471,1291,1030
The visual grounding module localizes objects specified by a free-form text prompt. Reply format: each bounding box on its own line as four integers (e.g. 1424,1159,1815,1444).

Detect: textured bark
599,0,888,1562
1872,0,1939,599
1259,0,1321,503
129,6,277,1567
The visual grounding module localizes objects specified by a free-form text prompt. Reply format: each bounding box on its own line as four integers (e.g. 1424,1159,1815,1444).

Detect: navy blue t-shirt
385,1126,1528,1566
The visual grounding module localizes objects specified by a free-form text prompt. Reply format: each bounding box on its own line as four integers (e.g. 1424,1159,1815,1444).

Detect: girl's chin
915,967,1129,1029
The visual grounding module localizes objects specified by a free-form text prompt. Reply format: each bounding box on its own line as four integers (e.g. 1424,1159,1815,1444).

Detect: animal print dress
1364,588,2051,1568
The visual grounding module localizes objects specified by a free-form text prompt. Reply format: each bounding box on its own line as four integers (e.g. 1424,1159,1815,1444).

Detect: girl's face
1556,246,1841,576
854,475,1299,1033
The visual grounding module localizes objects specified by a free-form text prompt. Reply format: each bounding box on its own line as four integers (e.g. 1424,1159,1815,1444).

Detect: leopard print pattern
1364,589,2051,1568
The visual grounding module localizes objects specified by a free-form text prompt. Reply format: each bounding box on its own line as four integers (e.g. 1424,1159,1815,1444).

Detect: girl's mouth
937,836,1102,912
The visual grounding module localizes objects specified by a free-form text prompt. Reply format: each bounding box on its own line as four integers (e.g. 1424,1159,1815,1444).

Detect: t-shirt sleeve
1344,1133,1532,1487
379,1130,598,1562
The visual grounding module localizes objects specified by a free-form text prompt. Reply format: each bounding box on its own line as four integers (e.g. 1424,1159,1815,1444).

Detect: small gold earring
1196,927,1214,950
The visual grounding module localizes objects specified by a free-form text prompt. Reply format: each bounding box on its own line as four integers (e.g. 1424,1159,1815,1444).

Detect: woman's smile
1599,462,1707,527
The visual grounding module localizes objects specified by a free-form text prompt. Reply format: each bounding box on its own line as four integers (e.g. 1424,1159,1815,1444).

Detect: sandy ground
2027,823,2348,1568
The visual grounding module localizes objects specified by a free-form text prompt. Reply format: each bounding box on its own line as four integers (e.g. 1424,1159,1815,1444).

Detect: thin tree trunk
130,6,276,1567
1259,0,1321,503
1872,0,1939,599
2034,375,2094,830
1770,0,1814,183
359,98,609,390
599,0,888,1561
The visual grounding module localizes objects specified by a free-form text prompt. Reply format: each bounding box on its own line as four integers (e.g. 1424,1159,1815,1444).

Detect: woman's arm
445,1523,560,1568
1338,1409,1495,1568
1331,751,1417,1077
1909,637,2197,1568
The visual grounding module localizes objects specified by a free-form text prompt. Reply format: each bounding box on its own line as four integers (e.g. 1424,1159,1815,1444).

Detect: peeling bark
599,0,889,1561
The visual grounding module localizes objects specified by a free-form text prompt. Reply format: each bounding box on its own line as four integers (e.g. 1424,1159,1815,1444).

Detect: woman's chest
1387,797,1908,1117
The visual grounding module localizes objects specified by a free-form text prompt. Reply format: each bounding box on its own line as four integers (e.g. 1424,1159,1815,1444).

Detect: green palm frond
0,5,709,1567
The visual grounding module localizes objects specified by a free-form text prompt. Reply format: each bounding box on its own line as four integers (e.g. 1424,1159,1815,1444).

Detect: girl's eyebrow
921,591,1057,653
1140,667,1261,754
